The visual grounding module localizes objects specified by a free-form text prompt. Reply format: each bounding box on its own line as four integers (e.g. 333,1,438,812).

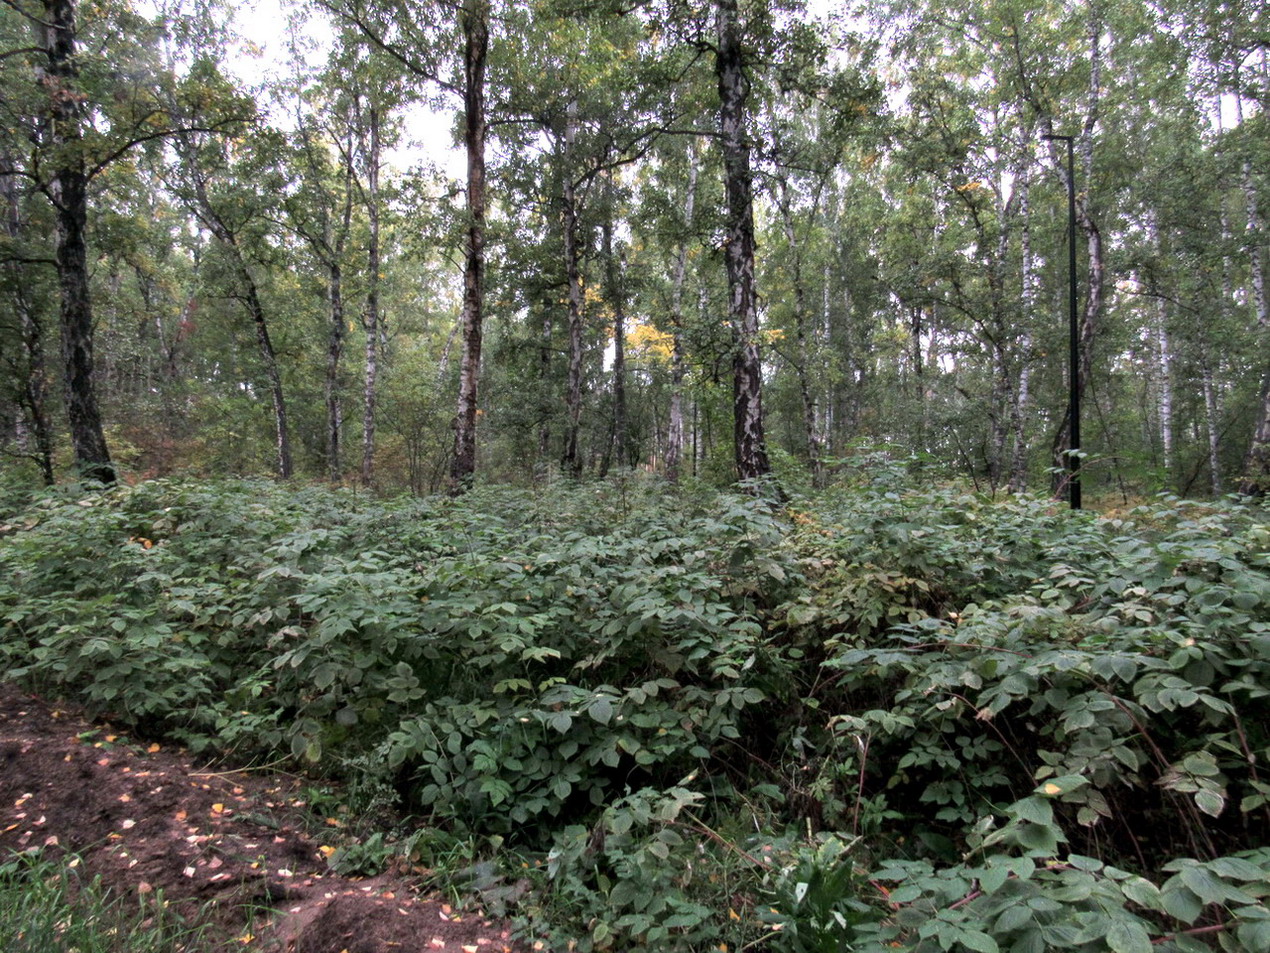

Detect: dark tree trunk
42,0,113,484
1048,207,1103,486
3,158,55,485
715,0,772,487
538,301,553,464
1237,84,1269,495
776,181,824,486
449,0,489,493
324,165,354,483
362,103,382,488
182,145,292,479
560,172,585,479
241,271,293,479
557,97,587,480
325,258,346,482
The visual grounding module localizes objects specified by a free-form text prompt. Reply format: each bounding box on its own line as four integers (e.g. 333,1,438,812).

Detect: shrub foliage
1,476,1267,951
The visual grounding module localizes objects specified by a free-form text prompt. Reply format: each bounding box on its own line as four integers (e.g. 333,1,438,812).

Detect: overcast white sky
223,0,466,179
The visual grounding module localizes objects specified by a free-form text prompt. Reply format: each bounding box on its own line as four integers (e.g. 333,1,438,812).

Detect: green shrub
1,478,1266,951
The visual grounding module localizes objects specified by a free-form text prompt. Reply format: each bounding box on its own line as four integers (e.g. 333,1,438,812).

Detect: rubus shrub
1,476,1267,951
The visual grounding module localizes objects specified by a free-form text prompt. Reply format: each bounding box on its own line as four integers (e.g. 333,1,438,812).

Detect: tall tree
449,0,489,491
714,0,772,484
170,116,294,479
37,0,114,482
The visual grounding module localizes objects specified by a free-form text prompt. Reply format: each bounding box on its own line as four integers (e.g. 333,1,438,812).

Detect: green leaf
959,929,999,953
993,905,1032,932
980,864,1010,894
1207,857,1266,881
1012,797,1054,826
588,696,614,725
547,710,573,733
1237,920,1270,951
1034,775,1088,797
1106,919,1153,953
1161,886,1203,924
1180,865,1256,905
1121,877,1164,912
1194,789,1226,818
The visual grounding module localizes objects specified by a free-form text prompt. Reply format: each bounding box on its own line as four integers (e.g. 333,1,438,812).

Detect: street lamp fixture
1041,132,1080,510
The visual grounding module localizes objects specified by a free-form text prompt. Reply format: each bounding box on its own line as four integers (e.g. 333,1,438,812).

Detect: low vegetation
0,852,210,953
1,469,1267,952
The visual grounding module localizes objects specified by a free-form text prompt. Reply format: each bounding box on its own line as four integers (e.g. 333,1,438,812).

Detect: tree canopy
0,0,1265,498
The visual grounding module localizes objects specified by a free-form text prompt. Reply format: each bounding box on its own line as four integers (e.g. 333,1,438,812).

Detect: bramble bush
0,473,1267,951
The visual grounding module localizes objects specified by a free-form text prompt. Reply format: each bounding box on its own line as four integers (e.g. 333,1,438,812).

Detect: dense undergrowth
1,470,1268,952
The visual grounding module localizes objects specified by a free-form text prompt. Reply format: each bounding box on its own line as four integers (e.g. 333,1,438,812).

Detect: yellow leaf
147,743,161,753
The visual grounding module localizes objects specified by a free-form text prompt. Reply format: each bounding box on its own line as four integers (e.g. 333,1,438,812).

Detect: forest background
0,0,1266,499
2,1,1270,952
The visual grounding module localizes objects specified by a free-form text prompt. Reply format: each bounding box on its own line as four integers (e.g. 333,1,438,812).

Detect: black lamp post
1042,132,1080,510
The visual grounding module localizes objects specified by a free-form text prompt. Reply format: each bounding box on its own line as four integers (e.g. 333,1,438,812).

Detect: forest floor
0,682,522,953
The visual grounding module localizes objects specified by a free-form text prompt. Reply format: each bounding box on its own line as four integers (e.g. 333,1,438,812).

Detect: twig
676,811,773,871
1151,923,1227,945
189,756,295,778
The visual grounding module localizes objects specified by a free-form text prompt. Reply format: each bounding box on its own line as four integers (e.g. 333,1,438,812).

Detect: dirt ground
0,682,523,952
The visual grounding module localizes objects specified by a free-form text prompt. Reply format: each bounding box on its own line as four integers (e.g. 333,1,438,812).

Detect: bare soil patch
0,682,521,952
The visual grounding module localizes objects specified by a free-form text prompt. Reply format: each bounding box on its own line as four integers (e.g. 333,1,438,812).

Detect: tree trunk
1201,352,1223,495
242,268,293,479
324,177,353,483
1048,208,1103,484
665,147,699,485
1236,84,1270,494
449,0,489,493
3,156,55,485
715,0,772,487
602,181,629,471
325,259,346,481
560,105,585,479
42,0,114,484
362,103,382,488
1009,166,1036,492
538,301,553,464
182,144,292,479
777,180,824,486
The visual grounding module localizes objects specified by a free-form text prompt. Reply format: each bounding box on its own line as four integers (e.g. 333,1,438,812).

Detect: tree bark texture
715,0,772,486
1236,84,1270,495
776,181,824,486
42,0,114,483
449,0,489,493
3,156,55,484
560,104,585,479
362,103,382,488
1009,165,1036,492
665,146,699,485
602,187,629,471
324,166,354,483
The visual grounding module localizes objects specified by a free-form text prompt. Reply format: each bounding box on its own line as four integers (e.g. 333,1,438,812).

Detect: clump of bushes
1,476,1267,950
